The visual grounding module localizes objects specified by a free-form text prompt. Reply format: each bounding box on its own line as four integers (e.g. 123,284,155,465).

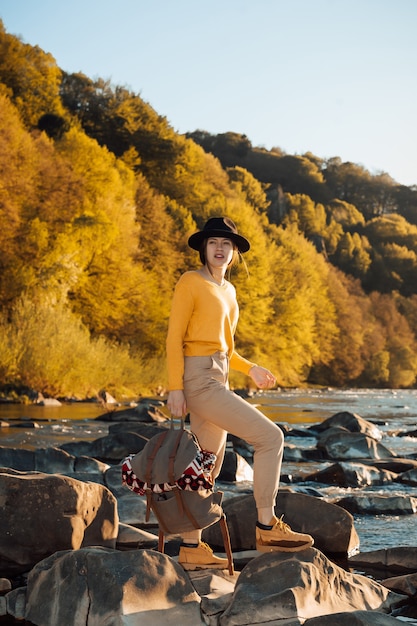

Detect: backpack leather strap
168,429,186,485
177,490,201,530
168,428,188,518
158,529,165,553
220,514,234,575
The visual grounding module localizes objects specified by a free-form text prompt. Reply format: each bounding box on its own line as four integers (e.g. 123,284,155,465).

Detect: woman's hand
167,389,187,417
249,365,276,390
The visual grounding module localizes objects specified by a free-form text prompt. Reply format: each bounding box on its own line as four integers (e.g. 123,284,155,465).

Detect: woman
166,217,313,570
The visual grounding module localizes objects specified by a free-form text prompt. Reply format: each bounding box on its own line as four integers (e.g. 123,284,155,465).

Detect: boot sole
179,562,229,571
256,540,314,553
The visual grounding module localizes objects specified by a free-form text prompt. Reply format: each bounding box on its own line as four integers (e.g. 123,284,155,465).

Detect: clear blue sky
1,0,416,186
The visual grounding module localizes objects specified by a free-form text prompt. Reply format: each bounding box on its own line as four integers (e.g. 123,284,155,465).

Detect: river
1,388,417,553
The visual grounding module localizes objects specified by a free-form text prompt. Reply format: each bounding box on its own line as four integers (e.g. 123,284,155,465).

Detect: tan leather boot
178,542,229,571
256,515,314,552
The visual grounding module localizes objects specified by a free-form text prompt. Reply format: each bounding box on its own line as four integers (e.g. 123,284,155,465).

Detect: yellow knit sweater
166,271,256,390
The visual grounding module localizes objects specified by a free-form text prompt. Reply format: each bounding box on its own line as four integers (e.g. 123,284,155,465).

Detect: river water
1,388,417,553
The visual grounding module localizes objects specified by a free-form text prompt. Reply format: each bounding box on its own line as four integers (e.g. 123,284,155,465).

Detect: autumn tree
328,199,365,229
283,193,327,239
227,166,269,215
3,23,417,394
189,132,330,204
394,185,417,226
310,269,379,385
324,159,397,220
262,225,339,385
0,21,64,127
362,215,417,295
60,73,182,190
366,292,417,387
0,94,84,304
332,232,372,280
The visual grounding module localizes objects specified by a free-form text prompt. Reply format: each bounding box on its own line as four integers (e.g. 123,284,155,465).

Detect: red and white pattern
122,449,216,496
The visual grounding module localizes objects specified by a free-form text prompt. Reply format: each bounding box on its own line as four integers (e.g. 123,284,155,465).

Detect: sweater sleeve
229,350,257,375
166,275,194,390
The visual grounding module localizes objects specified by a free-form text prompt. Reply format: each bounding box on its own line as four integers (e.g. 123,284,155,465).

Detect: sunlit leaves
333,232,372,279
265,226,339,385
283,193,327,238
0,21,64,127
227,166,269,214
328,200,365,228
0,295,146,397
369,292,417,387
2,22,417,394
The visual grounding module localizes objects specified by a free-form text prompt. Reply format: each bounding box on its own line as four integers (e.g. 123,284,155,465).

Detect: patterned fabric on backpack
122,448,216,495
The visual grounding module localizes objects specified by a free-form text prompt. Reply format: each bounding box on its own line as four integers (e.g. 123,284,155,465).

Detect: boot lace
273,515,291,533
199,542,213,553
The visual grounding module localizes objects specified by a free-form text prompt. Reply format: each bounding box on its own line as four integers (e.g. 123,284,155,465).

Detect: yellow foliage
0,22,64,127
0,295,151,397
2,23,417,393
267,226,339,385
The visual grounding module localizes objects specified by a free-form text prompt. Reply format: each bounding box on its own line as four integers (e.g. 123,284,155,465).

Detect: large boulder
59,440,95,457
87,431,150,462
0,445,109,482
84,422,171,462
382,572,417,598
0,470,118,576
310,412,383,441
0,447,34,470
204,492,359,556
306,462,397,487
275,491,360,555
116,523,158,550
188,570,237,623
398,467,417,486
335,494,417,515
0,445,75,473
219,549,405,625
113,489,155,525
66,455,109,485
303,611,406,625
317,431,394,460
4,586,26,621
361,458,417,473
25,547,203,626
104,463,126,495
218,450,254,482
97,398,168,422
349,547,417,576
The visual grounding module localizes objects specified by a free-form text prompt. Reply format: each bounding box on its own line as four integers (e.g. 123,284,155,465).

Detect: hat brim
188,229,250,253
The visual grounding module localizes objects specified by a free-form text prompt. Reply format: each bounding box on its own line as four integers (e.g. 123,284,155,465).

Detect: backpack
122,419,234,574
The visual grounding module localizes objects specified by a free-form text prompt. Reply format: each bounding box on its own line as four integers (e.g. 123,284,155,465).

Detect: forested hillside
1,21,417,397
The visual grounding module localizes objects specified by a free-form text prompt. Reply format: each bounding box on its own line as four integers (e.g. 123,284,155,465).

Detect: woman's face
205,237,235,270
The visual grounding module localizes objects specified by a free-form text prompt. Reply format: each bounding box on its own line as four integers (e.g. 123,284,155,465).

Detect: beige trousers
180,352,283,543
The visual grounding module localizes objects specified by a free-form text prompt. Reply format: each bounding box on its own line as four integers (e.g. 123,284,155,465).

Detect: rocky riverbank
1,398,417,624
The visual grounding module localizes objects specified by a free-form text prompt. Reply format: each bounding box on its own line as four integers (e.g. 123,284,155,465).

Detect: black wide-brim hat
188,217,250,253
